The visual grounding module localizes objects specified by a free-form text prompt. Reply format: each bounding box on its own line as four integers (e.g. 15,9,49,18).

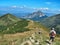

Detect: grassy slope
0,14,30,34
0,13,20,25
40,14,60,34
0,14,60,45
0,21,60,45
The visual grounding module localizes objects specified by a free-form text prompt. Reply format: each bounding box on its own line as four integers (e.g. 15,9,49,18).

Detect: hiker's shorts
50,37,55,42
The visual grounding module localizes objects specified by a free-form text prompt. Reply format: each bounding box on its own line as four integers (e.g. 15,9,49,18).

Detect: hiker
49,28,56,42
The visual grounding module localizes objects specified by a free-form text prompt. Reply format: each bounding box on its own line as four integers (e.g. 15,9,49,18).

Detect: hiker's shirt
50,30,56,37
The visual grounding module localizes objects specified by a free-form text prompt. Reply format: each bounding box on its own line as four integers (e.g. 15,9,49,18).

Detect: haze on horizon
0,0,60,16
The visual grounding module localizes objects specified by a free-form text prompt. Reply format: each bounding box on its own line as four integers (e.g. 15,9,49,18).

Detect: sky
0,0,60,16
0,0,60,9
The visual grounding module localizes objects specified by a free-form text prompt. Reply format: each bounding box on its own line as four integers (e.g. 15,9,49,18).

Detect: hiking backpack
50,32,56,36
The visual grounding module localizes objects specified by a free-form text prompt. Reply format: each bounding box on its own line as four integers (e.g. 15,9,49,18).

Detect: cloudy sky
0,0,60,15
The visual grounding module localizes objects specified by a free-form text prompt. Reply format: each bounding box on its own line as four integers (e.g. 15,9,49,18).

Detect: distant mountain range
44,13,55,16
0,10,56,18
23,11,48,21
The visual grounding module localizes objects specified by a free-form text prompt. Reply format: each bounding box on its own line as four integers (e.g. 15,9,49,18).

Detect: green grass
0,19,30,34
0,13,60,45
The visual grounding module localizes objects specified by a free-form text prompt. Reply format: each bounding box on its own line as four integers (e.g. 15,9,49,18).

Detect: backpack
50,32,56,36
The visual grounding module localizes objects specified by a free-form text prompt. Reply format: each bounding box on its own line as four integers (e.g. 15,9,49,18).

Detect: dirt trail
21,40,32,45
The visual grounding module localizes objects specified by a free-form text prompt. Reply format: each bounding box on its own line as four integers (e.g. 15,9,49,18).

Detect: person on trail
49,28,56,42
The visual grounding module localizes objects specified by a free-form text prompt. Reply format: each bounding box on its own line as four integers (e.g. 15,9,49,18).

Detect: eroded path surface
21,40,32,45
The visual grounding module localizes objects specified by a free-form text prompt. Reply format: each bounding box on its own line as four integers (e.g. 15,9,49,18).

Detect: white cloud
58,10,60,11
11,5,27,9
44,8,49,10
32,8,38,10
19,5,27,8
45,2,51,4
29,8,49,11
39,8,49,10
12,6,17,8
11,6,49,11
20,6,24,8
23,5,26,7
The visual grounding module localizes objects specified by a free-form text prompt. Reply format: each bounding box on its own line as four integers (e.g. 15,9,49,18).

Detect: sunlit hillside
40,14,60,35
0,14,60,45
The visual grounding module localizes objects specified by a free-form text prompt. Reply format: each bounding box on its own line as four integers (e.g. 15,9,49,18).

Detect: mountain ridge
23,10,48,21
40,14,60,34
0,13,20,25
0,13,60,45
